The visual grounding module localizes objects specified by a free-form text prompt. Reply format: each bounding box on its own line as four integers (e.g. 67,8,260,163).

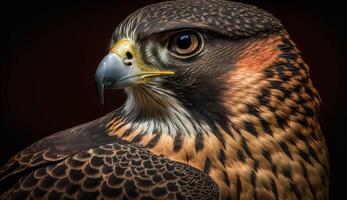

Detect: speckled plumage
0,118,219,199
114,0,282,42
1,0,328,199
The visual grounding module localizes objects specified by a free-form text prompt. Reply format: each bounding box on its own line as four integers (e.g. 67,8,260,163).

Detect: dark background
0,0,346,199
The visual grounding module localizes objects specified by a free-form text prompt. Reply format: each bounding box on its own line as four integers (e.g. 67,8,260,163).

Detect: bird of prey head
95,0,284,134
0,1,328,199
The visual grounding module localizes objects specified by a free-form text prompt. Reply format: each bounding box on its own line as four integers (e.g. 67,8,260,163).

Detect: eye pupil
176,34,192,50
169,31,202,57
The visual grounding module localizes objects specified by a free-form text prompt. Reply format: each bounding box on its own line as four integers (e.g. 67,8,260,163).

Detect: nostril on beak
126,52,133,59
124,52,133,66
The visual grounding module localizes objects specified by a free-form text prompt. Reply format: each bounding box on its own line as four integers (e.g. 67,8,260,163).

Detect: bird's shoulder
0,118,112,181
0,118,219,199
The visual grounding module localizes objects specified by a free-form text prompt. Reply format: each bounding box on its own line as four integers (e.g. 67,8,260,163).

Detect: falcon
0,0,329,199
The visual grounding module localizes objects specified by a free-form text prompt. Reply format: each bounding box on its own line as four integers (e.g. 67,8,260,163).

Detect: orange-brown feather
107,32,329,200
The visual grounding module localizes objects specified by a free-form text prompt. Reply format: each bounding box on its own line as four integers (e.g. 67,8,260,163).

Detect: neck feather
107,83,214,137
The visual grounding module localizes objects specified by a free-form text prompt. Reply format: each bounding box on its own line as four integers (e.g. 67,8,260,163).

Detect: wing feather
0,118,220,200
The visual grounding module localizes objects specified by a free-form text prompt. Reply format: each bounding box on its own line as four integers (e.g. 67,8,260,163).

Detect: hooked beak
95,39,175,104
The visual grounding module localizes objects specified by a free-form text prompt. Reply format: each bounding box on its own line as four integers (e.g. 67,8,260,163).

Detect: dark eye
168,31,202,57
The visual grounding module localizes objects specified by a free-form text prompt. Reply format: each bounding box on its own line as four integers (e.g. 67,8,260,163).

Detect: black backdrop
0,1,346,199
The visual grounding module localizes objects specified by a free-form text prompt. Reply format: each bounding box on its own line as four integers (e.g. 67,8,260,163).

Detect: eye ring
168,31,203,58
